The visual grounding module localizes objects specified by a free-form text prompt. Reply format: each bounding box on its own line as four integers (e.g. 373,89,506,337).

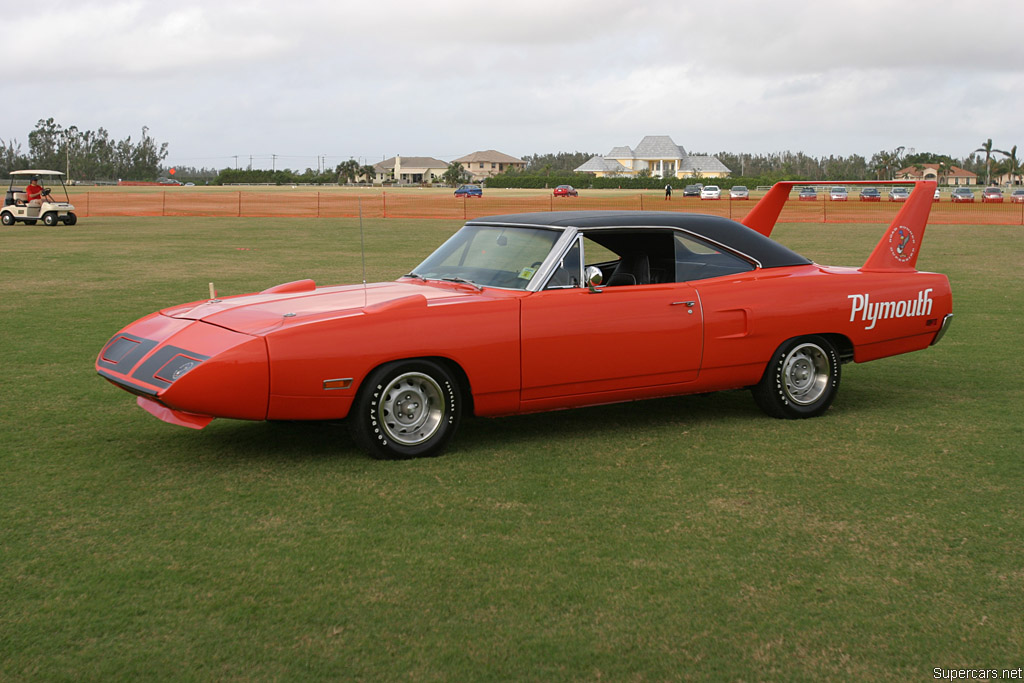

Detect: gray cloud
4,0,1021,168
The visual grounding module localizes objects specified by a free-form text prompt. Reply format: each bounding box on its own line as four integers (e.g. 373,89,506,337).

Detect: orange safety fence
65,190,1024,225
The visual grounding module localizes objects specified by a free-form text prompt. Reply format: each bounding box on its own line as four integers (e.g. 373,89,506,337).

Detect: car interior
547,229,755,289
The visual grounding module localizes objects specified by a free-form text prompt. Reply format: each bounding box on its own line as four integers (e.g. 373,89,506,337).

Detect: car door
519,231,703,404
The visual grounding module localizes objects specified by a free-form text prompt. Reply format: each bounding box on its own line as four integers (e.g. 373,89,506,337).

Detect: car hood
161,280,485,335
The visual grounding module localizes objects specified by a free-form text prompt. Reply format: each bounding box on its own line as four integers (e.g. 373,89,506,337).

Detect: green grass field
2,216,1022,681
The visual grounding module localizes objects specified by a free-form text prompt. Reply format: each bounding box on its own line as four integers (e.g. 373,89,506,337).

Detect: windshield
411,225,561,290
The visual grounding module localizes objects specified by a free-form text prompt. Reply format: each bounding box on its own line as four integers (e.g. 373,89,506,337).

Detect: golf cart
2,170,77,226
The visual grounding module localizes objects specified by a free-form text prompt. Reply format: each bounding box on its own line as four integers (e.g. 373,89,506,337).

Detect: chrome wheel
752,335,841,419
378,372,445,446
781,343,830,405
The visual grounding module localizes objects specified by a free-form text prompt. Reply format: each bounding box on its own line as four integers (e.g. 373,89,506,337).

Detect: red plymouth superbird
97,181,952,459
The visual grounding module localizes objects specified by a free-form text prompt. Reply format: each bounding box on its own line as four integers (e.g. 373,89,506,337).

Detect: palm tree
441,161,469,187
995,145,1021,187
335,159,361,185
870,147,904,180
974,139,996,186
937,159,955,186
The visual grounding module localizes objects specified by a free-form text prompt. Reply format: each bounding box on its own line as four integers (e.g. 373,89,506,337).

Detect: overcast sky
7,0,1023,170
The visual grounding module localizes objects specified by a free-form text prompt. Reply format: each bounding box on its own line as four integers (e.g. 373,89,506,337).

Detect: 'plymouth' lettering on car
849,288,933,330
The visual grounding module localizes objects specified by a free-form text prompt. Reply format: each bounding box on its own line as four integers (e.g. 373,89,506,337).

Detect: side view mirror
585,265,603,293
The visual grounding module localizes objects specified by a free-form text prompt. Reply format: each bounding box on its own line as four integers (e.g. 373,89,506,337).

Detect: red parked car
553,185,578,197
982,187,1004,203
97,181,952,459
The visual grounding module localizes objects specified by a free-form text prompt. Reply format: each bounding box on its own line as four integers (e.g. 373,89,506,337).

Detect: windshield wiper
439,276,483,291
402,271,427,281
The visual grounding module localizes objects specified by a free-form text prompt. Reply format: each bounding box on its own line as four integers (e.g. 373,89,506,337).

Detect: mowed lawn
1,216,1021,681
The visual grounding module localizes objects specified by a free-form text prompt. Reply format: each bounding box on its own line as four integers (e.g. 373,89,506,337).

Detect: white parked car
829,186,848,201
700,185,721,200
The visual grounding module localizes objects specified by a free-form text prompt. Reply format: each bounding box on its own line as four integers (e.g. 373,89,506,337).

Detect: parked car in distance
950,188,975,203
1011,189,1024,204
683,184,702,197
553,185,578,197
798,187,817,201
700,185,721,200
454,184,482,197
829,186,848,201
729,185,749,200
982,187,1004,203
859,188,881,202
888,187,911,202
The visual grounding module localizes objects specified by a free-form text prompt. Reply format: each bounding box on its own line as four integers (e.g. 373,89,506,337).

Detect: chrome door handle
671,301,696,306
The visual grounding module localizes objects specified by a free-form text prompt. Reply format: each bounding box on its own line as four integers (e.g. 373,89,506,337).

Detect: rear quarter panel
695,264,952,387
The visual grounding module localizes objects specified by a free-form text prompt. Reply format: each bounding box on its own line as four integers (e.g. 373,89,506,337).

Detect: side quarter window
674,234,754,282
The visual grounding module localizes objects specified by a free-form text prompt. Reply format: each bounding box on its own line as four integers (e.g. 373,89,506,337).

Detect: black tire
65,212,77,226
43,212,58,226
1,212,13,226
349,359,462,459
752,336,841,419
25,220,37,226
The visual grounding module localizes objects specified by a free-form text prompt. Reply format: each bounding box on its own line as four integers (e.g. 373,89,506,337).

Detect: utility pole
233,155,238,169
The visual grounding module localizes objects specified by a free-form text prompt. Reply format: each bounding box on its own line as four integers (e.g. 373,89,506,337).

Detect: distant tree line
212,159,377,186
488,144,1021,189
1,118,169,181
3,120,1017,188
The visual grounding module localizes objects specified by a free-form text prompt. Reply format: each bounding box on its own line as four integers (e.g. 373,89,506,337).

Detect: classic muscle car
97,181,953,459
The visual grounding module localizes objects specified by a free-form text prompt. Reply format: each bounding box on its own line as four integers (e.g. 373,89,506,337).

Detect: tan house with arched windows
895,164,977,186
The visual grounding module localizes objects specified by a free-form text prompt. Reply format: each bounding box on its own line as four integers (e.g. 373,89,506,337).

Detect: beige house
454,150,526,181
992,170,1023,187
575,135,730,179
373,155,449,184
896,163,977,186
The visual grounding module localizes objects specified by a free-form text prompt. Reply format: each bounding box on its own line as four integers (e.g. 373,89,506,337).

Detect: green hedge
213,168,339,185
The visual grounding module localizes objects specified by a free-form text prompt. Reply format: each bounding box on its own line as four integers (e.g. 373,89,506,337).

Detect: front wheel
349,359,463,459
64,212,78,226
752,336,841,419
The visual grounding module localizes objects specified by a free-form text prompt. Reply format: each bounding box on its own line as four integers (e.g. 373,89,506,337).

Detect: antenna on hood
359,197,367,308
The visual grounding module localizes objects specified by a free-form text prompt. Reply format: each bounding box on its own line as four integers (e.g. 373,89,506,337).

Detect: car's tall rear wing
741,179,937,272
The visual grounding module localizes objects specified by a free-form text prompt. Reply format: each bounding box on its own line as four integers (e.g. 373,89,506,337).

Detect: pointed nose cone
97,315,269,424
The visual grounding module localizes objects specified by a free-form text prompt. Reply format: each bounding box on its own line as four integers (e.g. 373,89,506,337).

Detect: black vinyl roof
467,211,811,268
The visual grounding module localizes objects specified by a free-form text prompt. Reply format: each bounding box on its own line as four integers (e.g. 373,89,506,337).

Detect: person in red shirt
24,176,44,206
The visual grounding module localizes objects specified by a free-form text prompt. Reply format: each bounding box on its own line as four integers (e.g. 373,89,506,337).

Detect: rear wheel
752,336,841,419
350,359,462,459
43,212,58,226
1,212,14,226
